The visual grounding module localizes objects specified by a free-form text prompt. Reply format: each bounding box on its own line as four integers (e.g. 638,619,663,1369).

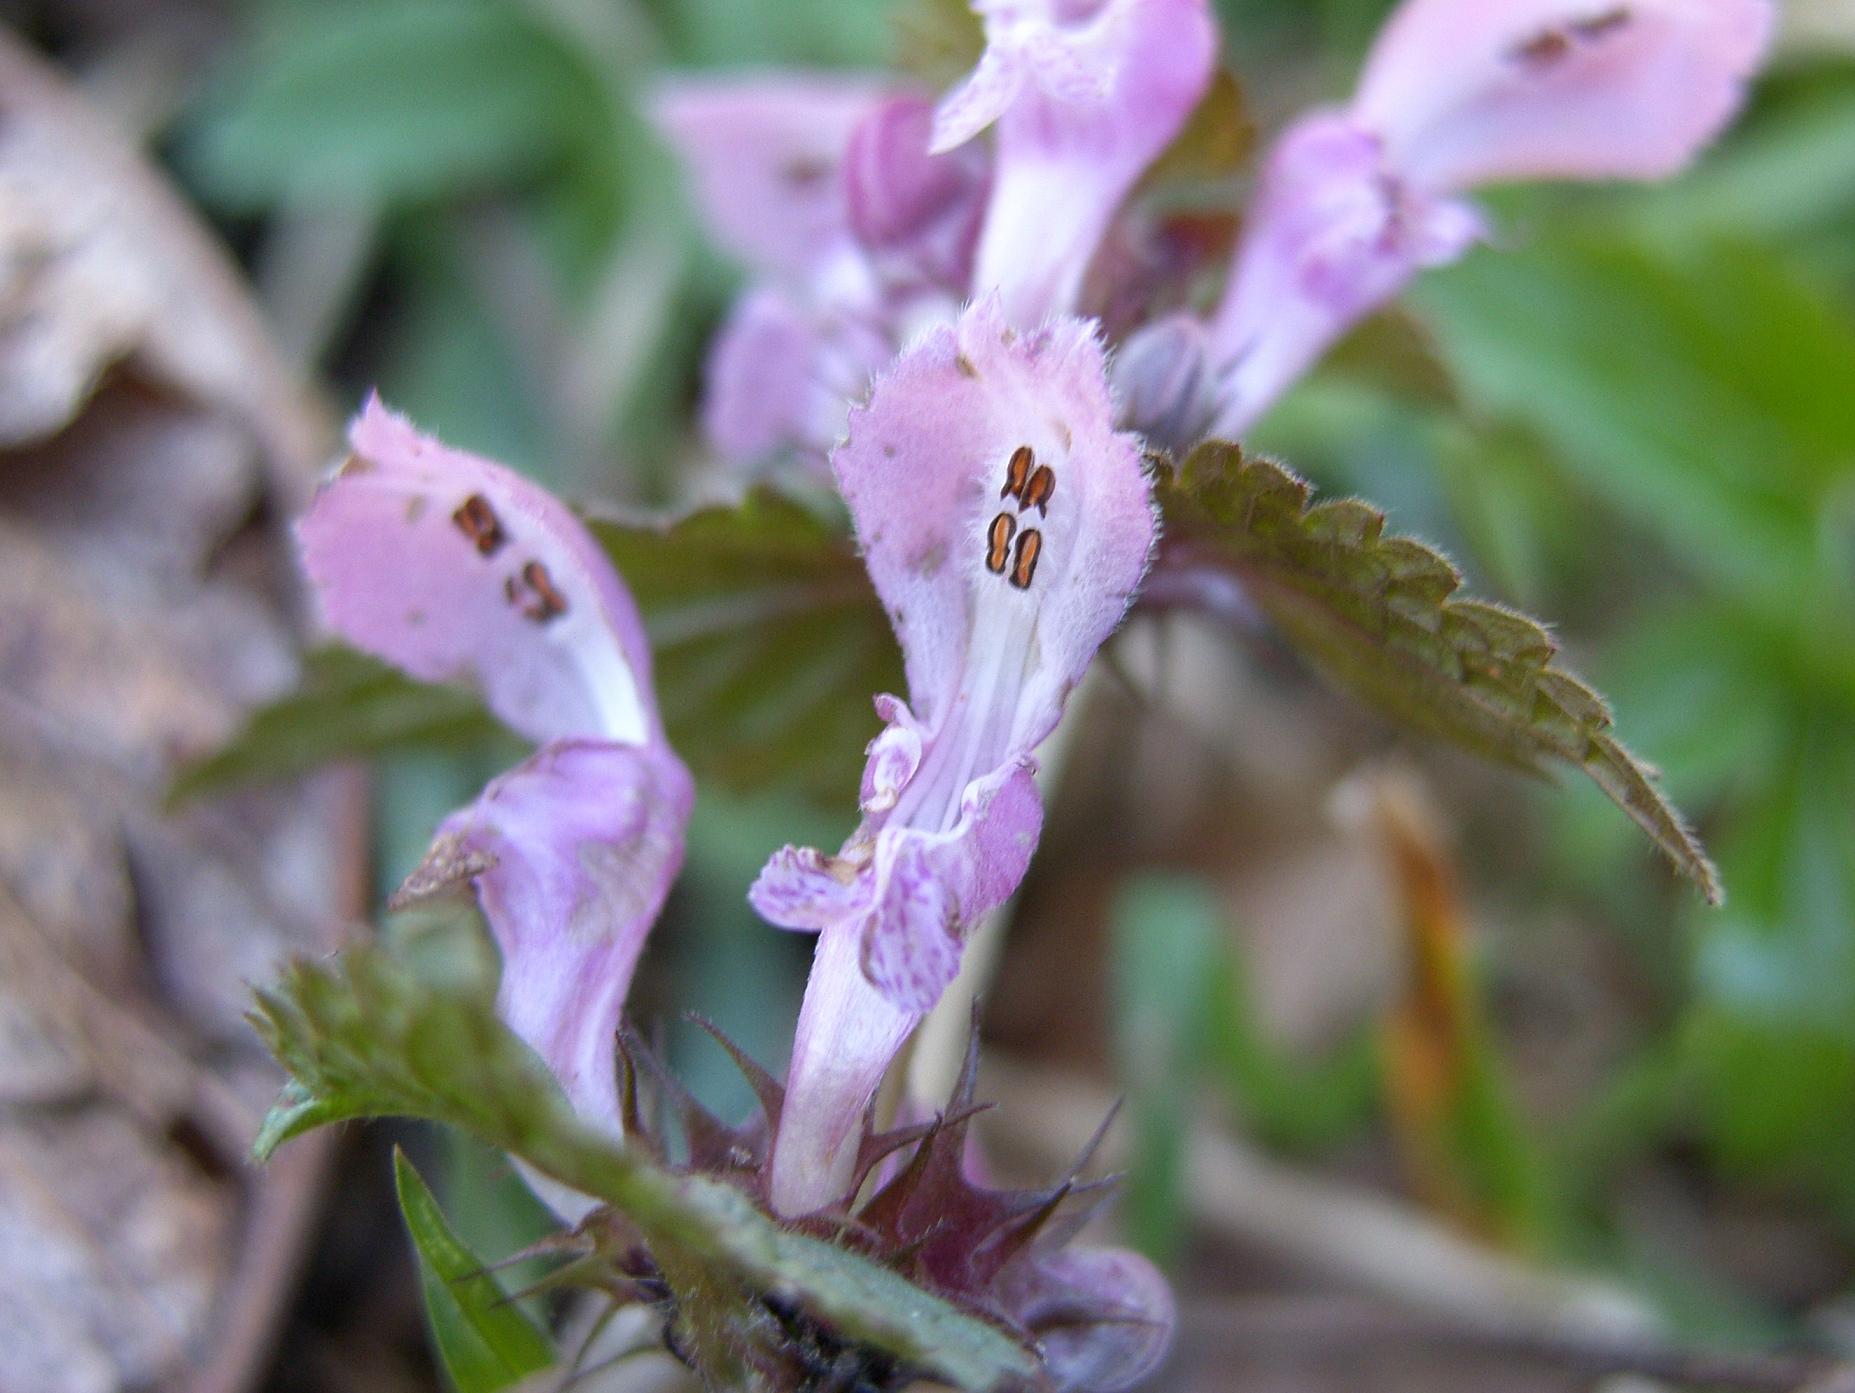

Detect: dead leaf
0,31,359,1393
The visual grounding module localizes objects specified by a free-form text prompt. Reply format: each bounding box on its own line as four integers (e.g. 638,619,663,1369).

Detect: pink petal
651,73,892,279
1355,0,1773,190
300,397,659,745
834,296,1156,740
935,0,1218,322
749,844,873,932
1206,114,1482,437
767,918,919,1216
698,268,923,477
700,287,831,464
1002,1246,1177,1391
761,301,1148,1212
858,759,1043,1012
930,45,1022,153
846,96,991,291
396,738,693,1135
859,693,926,813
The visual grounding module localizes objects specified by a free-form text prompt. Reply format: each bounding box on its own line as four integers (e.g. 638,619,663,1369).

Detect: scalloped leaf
1157,441,1720,903
248,947,1039,1393
168,645,507,806
587,490,900,801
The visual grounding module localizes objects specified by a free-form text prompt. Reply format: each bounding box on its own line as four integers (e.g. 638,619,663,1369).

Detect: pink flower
299,399,692,1139
932,0,1217,325
1204,0,1772,438
749,299,1156,1214
657,0,1215,474
654,78,985,475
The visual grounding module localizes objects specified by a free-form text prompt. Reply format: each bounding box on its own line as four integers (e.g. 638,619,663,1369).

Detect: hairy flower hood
299,400,692,1157
750,298,1156,1214
1202,0,1773,439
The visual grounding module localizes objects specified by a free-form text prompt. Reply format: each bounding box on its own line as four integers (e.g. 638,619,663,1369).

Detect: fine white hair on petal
303,396,659,747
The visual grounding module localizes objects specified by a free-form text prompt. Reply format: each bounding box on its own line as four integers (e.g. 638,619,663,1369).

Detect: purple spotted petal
857,759,1043,1012
751,844,874,933
300,397,659,745
1355,0,1772,191
650,73,891,279
1002,1246,1176,1392
934,0,1217,322
755,300,1153,1213
398,739,693,1135
1206,114,1483,437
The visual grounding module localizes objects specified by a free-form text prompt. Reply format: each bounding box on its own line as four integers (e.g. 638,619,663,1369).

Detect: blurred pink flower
750,299,1156,1215
299,399,692,1140
655,0,1214,476
1205,0,1773,438
654,78,983,475
932,0,1217,325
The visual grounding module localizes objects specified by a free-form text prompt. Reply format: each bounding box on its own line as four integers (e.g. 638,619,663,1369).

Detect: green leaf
888,0,985,85
186,0,603,209
1632,77,1855,249
394,1150,554,1393
588,492,900,801
1109,875,1222,1265
1159,441,1721,903
1203,921,1378,1156
249,947,1038,1392
1413,236,1854,610
169,646,506,805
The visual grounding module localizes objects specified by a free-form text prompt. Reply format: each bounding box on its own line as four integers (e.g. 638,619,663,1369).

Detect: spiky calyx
539,1020,1171,1393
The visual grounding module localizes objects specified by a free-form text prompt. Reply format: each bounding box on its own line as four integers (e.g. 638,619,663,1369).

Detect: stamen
1511,7,1630,66
985,513,1017,575
1512,28,1572,64
1009,530,1043,590
509,559,569,623
1022,465,1055,517
1571,7,1631,40
1001,445,1034,502
452,494,507,556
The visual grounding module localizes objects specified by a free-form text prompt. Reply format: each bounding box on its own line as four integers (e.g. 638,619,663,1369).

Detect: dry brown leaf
0,31,358,1393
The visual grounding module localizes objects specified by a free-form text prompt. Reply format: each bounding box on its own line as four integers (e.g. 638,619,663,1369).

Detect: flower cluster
297,0,1768,1386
